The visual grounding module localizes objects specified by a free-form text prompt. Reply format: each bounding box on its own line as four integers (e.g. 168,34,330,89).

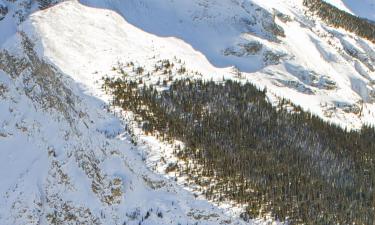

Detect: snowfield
0,0,374,224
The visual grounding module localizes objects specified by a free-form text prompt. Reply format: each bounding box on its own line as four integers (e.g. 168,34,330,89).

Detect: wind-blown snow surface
322,0,375,21
35,0,375,129
0,0,375,224
0,19,253,225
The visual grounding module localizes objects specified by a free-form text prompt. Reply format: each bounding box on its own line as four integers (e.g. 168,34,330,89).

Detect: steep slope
322,0,375,21
0,0,63,44
0,22,252,225
0,0,40,44
76,0,375,129
1,0,375,224
2,0,375,129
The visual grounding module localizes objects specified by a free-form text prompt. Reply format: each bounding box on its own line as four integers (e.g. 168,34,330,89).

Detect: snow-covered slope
36,0,375,129
322,0,375,21
0,0,41,43
1,0,374,128
0,0,375,224
0,23,253,225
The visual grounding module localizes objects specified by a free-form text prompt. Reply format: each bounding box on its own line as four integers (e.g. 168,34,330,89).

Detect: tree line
303,0,375,43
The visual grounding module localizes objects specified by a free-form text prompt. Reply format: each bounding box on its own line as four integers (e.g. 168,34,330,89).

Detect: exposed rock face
0,0,7,20
0,33,125,225
0,0,63,24
0,33,81,128
37,0,61,9
224,41,263,57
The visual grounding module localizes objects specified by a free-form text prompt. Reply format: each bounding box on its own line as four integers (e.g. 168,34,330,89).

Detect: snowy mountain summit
0,0,374,224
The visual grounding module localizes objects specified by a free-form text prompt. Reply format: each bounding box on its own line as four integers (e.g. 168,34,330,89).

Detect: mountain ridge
0,0,374,224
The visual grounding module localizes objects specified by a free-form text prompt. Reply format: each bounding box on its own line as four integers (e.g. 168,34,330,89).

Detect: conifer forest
103,76,375,225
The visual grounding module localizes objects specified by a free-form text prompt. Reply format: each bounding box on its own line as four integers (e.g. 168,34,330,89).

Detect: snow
0,2,258,224
0,0,374,224
29,0,375,129
0,0,41,45
322,0,375,21
0,32,252,225
0,0,374,130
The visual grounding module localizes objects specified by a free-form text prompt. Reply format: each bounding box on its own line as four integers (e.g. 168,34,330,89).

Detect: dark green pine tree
37,0,56,9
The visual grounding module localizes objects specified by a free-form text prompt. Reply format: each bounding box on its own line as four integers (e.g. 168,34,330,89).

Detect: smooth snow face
322,0,375,21
32,0,375,129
